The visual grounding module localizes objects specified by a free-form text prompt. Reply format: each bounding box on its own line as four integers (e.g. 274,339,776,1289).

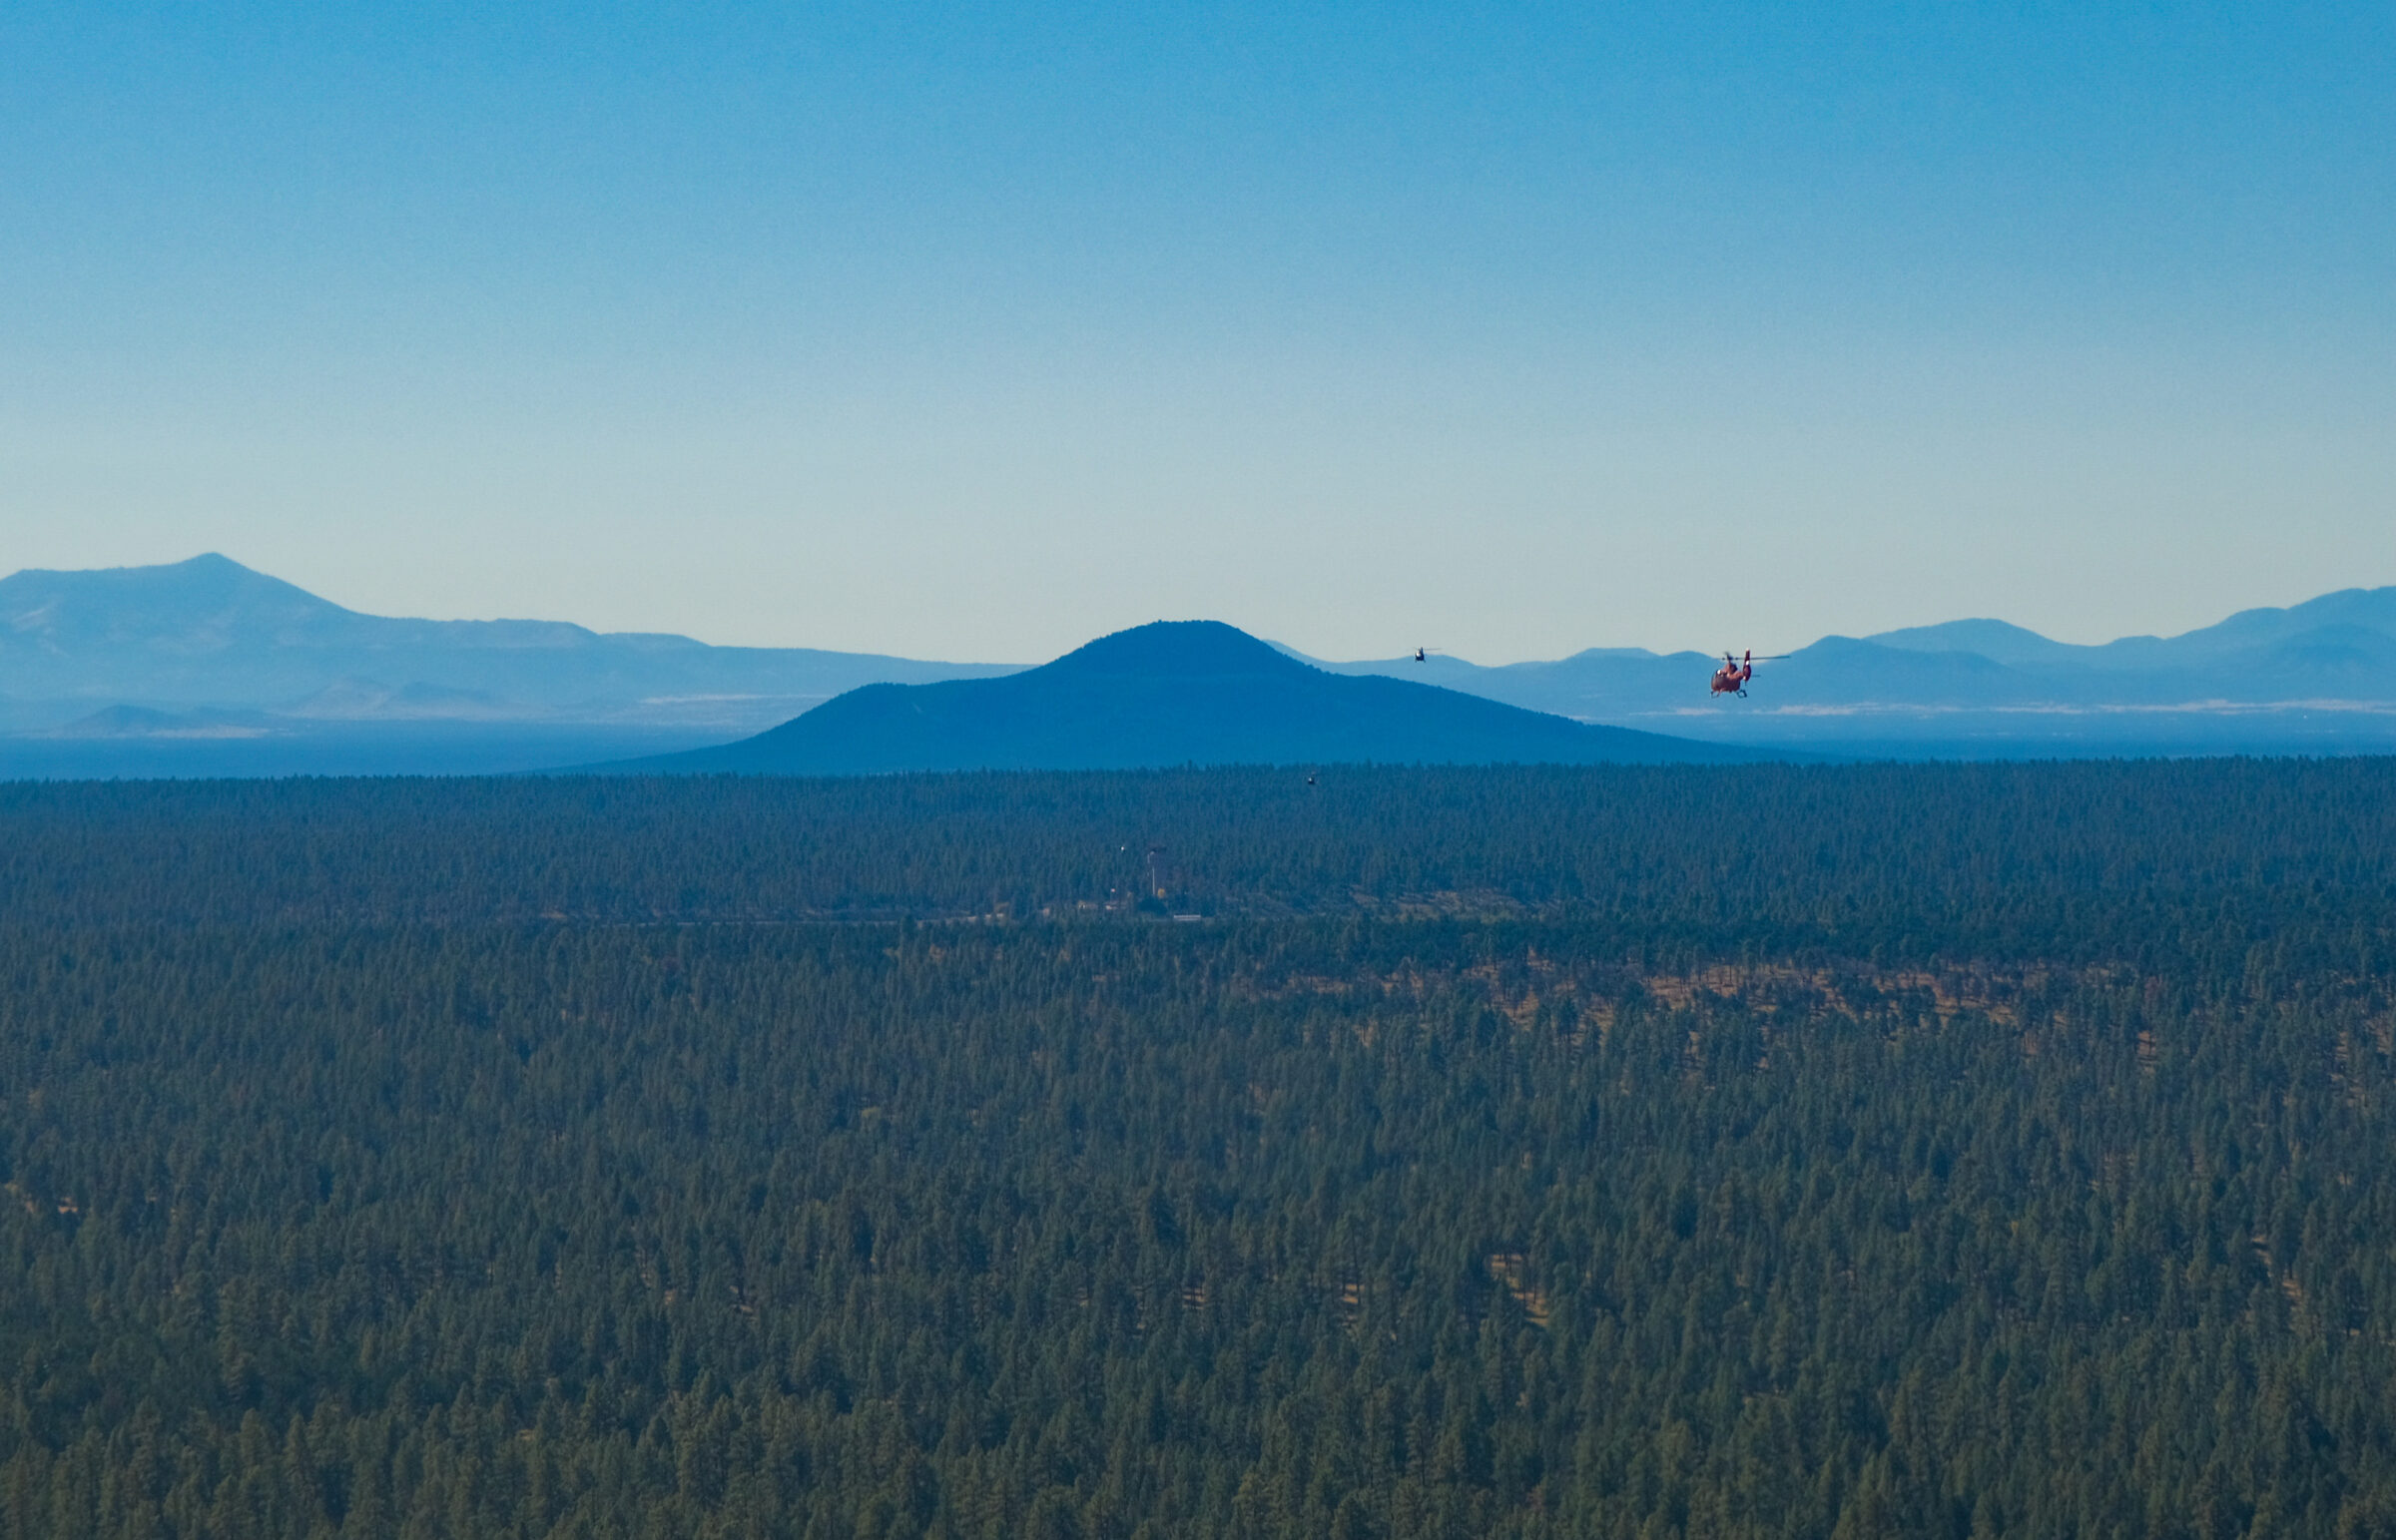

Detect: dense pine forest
5,762,2396,1538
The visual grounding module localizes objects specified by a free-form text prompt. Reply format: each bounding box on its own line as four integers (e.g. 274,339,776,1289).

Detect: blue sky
3,1,2389,661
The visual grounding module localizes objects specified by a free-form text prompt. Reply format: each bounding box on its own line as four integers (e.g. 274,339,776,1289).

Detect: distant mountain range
0,553,1017,738
1290,587,2396,754
606,621,1754,773
2,553,2392,775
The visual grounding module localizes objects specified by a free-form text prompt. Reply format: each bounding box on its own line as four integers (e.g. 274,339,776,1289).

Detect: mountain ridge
4,555,2393,769
0,554,1022,735
1282,588,2396,751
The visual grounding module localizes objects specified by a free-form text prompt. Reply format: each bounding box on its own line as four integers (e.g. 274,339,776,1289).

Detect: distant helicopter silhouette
1710,650,1791,698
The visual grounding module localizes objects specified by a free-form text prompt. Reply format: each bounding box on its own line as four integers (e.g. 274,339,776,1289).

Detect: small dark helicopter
1709,650,1790,698
1412,646,1444,664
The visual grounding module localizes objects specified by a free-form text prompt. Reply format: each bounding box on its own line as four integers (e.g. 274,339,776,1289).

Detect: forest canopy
3,761,2394,1538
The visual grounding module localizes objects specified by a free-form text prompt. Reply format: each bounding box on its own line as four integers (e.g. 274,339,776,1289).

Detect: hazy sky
3,2,2389,662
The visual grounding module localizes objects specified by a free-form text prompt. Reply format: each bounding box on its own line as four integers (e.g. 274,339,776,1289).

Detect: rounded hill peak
1038,621,1307,679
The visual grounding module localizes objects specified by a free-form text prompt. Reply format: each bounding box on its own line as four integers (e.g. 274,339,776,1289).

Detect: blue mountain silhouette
614,621,1756,772
7,554,2393,767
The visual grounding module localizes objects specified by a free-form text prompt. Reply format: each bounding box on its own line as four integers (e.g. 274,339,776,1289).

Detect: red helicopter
1709,650,1789,698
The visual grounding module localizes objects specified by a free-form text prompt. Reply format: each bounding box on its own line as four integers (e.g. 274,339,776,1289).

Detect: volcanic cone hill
609,620,1765,772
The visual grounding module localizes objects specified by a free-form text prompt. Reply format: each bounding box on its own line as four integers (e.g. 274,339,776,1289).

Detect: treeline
2,763,2395,1536
4,761,2396,966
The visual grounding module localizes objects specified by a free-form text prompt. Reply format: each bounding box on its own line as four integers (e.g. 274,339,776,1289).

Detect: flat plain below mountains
4,553,2394,774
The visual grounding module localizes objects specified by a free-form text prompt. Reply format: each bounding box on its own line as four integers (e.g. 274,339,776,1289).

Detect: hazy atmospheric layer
3,556,2392,775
